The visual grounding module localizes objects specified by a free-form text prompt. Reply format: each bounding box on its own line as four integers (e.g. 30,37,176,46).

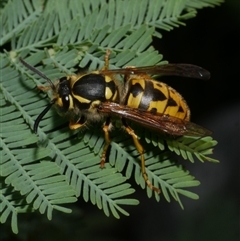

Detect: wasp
20,50,211,194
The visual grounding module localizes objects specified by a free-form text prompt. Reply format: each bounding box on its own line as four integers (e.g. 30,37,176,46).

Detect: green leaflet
0,0,222,234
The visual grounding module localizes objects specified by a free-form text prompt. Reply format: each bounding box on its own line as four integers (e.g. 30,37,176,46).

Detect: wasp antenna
34,100,55,133
19,58,56,91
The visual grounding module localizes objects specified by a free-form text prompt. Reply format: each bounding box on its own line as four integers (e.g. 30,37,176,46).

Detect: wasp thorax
71,73,118,109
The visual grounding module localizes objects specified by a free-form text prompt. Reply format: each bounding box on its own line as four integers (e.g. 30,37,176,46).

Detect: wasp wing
100,64,210,80
99,102,212,137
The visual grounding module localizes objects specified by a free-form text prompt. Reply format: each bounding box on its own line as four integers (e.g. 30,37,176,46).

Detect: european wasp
20,50,211,193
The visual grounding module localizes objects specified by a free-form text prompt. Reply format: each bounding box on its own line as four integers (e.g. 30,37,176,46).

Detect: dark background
1,1,239,241
135,1,240,241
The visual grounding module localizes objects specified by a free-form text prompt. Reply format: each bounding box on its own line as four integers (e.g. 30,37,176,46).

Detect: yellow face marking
68,95,74,109
56,97,63,107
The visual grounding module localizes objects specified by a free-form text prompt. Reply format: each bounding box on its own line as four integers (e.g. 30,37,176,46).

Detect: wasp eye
61,95,70,111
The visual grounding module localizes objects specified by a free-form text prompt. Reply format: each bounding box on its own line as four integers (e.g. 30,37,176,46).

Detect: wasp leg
69,121,83,130
100,118,111,168
102,49,111,70
69,116,86,130
122,119,160,194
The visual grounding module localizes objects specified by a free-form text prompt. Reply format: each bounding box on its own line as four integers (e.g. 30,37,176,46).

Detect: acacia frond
0,0,221,234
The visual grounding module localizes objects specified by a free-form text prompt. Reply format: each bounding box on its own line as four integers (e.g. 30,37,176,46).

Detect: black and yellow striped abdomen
125,77,190,121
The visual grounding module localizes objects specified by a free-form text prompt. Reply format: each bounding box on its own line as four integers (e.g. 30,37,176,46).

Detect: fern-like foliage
0,0,222,234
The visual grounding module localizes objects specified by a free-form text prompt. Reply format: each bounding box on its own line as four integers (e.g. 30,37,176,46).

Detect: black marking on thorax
72,74,106,101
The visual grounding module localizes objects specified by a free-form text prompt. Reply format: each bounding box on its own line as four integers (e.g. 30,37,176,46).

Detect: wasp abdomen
125,78,190,120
